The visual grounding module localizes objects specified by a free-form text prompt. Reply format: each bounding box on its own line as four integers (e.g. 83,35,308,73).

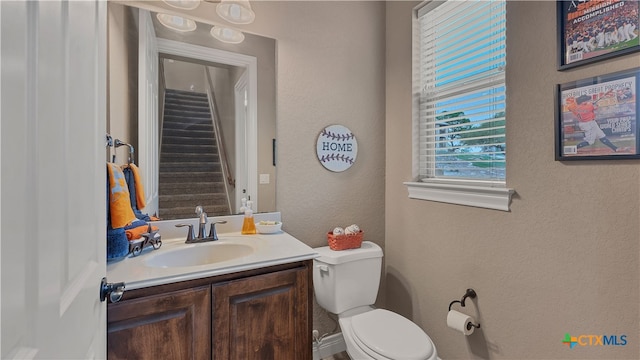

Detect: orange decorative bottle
241,200,256,234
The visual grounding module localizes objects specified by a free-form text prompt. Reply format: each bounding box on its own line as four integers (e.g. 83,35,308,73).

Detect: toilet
313,241,439,360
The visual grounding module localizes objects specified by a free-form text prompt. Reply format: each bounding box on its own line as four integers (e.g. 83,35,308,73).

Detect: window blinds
418,0,506,182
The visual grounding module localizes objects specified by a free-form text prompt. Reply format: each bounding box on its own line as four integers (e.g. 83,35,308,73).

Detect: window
406,0,513,211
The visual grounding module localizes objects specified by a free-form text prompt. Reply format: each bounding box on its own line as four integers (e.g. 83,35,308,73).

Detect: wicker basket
327,231,364,251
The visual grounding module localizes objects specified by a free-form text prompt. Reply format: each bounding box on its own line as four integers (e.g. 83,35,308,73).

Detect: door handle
100,277,126,303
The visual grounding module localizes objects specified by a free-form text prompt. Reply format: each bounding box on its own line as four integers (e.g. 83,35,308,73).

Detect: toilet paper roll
447,310,476,336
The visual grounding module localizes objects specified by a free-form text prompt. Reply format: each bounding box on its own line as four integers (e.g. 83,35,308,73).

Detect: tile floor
321,351,350,360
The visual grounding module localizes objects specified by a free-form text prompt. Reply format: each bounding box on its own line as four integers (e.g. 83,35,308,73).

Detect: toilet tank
313,241,383,314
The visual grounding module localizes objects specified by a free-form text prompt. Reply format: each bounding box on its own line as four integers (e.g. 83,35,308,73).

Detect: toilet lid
351,309,434,360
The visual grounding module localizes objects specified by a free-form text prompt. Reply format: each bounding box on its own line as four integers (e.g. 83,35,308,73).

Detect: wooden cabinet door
213,267,311,360
107,286,211,360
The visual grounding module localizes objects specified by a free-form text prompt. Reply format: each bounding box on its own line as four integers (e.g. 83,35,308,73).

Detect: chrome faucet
196,205,207,239
175,206,227,243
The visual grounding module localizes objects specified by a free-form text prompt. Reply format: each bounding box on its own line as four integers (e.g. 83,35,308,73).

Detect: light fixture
162,0,201,10
210,26,245,44
216,0,255,24
156,13,197,32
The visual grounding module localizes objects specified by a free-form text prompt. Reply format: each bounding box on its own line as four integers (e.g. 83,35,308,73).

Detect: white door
235,73,249,212
1,1,107,358
138,9,159,216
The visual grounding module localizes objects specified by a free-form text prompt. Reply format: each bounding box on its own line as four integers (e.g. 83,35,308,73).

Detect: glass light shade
162,0,200,10
216,0,255,24
210,26,245,44
156,13,197,32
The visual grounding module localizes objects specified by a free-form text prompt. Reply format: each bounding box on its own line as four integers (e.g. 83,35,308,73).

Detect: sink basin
145,242,255,268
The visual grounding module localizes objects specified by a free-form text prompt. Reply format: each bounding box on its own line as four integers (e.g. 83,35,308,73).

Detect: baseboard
312,332,347,360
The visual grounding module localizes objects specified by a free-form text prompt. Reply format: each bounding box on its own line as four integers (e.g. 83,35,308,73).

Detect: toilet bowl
313,241,439,360
339,308,438,360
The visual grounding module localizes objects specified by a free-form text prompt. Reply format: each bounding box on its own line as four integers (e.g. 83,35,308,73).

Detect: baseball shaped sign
316,125,358,172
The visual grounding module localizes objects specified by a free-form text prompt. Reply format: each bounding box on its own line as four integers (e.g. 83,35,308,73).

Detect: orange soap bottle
241,200,256,234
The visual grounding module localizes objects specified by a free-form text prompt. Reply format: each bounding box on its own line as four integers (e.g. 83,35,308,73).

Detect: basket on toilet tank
327,230,364,251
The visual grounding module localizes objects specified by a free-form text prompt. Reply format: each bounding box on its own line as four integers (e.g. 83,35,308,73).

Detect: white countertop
107,215,318,290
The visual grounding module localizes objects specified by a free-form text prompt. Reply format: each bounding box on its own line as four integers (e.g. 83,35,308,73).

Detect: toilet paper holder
448,288,481,330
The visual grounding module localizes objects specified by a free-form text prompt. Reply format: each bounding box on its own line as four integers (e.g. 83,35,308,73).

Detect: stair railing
204,66,234,215
158,60,167,157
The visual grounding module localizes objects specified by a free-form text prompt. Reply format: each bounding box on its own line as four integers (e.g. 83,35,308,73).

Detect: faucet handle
208,220,227,241
175,223,195,243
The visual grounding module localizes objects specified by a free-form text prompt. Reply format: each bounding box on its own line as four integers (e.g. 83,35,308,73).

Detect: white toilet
313,241,439,360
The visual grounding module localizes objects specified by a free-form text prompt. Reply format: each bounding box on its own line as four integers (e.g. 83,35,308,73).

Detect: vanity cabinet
107,260,312,360
107,286,211,359
213,267,310,359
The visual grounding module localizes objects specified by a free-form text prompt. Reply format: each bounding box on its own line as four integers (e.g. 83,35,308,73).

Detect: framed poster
556,68,639,160
557,0,640,70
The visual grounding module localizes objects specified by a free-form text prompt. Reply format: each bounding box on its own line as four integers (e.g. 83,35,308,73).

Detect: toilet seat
350,309,435,360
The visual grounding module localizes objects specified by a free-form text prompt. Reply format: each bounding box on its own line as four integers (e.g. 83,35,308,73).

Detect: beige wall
244,0,386,246
386,1,639,359
107,3,138,153
162,59,207,92
242,1,387,334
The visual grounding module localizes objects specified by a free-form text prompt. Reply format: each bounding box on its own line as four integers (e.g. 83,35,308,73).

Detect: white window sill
404,181,514,211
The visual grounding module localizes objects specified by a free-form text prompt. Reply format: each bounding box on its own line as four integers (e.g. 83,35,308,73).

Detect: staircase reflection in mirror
160,88,231,219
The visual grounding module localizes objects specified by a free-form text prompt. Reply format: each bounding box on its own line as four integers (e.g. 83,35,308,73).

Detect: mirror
107,2,276,220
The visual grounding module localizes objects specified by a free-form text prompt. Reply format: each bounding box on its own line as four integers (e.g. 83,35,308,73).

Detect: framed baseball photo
557,0,640,70
555,68,640,160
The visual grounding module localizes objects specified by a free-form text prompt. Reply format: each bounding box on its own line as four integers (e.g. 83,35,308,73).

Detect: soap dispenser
239,197,247,214
241,200,256,234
